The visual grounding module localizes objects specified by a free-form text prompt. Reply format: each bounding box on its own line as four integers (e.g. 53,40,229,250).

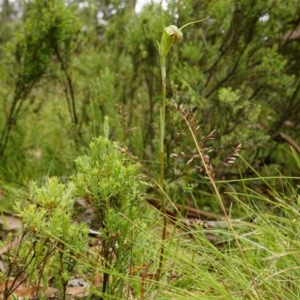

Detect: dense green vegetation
0,0,300,299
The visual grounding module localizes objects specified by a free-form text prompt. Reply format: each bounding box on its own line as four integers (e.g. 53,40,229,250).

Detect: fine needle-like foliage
5,178,89,300
1,0,300,299
72,130,142,297
0,0,81,158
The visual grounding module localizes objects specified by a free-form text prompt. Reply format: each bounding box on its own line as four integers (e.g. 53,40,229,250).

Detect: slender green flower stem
155,16,208,283
156,55,167,282
159,55,166,184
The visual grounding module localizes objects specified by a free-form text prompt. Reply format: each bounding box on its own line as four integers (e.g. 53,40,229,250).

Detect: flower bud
165,25,183,44
158,17,208,57
159,25,183,57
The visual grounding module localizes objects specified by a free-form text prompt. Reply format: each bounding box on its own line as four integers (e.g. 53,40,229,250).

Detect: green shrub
4,177,89,299
72,134,142,297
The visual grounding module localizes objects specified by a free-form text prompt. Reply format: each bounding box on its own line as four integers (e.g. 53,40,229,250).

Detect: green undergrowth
1,0,300,298
127,168,300,299
1,139,299,299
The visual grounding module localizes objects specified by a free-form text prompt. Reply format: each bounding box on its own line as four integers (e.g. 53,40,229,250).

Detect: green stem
160,56,166,186
179,16,209,31
156,55,167,282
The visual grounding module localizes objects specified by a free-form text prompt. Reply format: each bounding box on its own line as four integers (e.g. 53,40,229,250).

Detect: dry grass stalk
172,100,262,299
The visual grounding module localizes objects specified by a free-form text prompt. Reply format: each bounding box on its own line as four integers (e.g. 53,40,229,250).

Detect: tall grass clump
130,151,300,299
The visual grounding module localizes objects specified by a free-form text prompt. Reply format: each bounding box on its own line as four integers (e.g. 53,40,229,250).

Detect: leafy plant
3,177,89,300
72,128,142,297
1,0,81,157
